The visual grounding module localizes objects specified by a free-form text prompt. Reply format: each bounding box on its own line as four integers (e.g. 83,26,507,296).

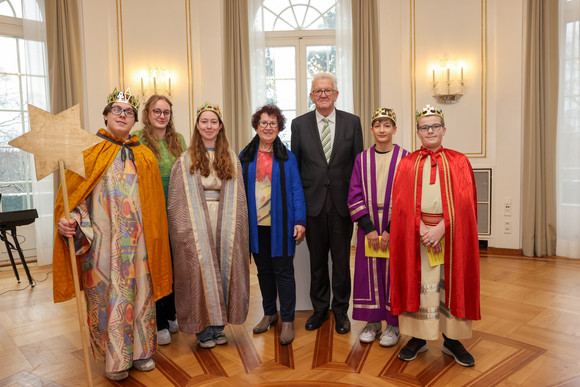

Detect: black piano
0,207,38,286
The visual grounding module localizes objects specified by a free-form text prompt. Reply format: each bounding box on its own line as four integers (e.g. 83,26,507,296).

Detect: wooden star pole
9,104,101,387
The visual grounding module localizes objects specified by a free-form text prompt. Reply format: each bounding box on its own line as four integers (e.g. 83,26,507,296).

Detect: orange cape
52,129,172,303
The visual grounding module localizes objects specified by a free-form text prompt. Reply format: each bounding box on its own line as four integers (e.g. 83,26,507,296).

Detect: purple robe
347,144,409,323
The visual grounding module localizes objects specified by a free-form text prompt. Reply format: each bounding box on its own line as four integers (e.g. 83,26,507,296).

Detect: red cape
390,147,480,320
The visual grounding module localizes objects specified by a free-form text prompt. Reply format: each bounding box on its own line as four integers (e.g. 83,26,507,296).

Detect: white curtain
557,0,580,258
335,0,353,113
248,0,266,114
22,0,54,265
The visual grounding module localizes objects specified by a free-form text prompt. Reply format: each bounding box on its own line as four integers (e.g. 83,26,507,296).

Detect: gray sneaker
158,328,171,345
168,319,179,333
133,358,155,372
198,337,216,349
358,322,382,343
379,325,400,347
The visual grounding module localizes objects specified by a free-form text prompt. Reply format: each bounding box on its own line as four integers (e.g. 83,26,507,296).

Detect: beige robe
167,149,250,334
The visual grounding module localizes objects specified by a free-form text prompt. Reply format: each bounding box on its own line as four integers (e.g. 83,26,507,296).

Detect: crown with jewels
106,88,140,110
196,102,222,119
371,107,397,125
415,104,444,121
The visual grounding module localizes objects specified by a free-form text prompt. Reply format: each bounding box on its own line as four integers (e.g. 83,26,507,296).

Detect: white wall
378,0,524,250
76,0,525,251
79,0,224,144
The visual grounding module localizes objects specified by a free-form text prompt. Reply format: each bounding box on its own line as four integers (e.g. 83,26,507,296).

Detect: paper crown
106,88,140,110
371,107,397,125
196,102,222,119
415,104,444,121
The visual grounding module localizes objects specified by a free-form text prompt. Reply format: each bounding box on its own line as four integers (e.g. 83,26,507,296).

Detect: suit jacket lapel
307,111,327,161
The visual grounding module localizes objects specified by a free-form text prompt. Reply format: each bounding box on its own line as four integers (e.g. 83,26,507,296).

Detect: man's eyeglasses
418,123,443,132
259,121,278,128
152,109,171,118
311,89,335,96
110,106,135,118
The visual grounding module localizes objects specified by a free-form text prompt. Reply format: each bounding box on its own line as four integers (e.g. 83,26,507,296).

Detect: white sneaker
359,322,382,343
133,358,155,372
168,319,179,333
158,328,171,345
379,325,400,347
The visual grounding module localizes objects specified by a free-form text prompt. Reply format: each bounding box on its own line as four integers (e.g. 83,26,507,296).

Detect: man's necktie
321,117,331,162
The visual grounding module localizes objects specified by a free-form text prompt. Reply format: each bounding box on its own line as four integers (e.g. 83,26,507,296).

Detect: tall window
0,0,48,212
557,0,580,258
259,0,337,146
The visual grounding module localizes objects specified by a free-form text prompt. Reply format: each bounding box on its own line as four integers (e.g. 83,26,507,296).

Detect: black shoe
334,312,351,334
398,337,428,361
441,337,475,367
305,310,329,331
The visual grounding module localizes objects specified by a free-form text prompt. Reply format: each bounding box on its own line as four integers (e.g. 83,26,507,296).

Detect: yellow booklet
365,236,390,258
427,239,445,267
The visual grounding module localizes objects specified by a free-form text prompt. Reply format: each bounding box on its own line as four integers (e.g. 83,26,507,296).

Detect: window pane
262,0,336,32
0,147,29,182
0,111,23,145
22,75,47,109
19,39,47,76
0,73,22,109
0,35,20,73
0,0,21,18
265,46,296,109
279,109,296,149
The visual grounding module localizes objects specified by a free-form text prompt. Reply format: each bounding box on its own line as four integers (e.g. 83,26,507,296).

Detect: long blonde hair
140,95,185,159
189,111,235,180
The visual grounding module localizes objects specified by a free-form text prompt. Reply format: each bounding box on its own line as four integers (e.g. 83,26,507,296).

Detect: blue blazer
240,137,306,257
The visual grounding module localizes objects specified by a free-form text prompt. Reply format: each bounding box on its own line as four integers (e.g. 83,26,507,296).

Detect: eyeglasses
110,106,135,118
311,89,335,96
259,121,278,128
152,109,171,118
418,123,443,132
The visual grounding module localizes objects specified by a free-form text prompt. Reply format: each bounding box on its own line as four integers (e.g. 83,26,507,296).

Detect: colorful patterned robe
52,129,172,373
347,144,408,323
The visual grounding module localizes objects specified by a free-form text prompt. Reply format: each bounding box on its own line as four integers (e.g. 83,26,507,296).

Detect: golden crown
415,104,444,121
196,102,222,119
371,107,397,125
106,88,140,110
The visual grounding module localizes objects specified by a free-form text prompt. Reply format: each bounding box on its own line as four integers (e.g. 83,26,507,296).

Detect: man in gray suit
291,72,363,334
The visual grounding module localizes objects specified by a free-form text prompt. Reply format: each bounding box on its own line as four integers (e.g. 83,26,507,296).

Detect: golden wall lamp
432,58,463,103
140,67,172,97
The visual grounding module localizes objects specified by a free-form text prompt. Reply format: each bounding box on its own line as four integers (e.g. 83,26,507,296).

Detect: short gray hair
310,72,338,92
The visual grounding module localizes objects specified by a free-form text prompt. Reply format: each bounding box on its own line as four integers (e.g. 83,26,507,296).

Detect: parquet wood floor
1,250,579,386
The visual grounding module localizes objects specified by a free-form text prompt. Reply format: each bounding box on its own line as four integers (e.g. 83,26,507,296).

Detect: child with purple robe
347,108,409,346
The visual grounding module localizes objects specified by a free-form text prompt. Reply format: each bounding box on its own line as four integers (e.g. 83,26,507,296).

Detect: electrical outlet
504,197,512,216
503,219,512,234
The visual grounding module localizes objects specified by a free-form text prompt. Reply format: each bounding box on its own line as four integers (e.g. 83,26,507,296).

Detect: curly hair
189,111,235,180
139,95,185,159
251,104,286,131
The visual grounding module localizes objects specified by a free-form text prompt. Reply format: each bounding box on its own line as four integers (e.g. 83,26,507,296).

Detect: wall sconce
140,66,172,97
432,58,463,104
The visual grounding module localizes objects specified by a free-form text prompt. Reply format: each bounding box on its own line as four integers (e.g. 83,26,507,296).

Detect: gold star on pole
8,104,101,180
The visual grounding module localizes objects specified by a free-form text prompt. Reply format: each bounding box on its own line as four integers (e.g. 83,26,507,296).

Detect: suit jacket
291,109,363,217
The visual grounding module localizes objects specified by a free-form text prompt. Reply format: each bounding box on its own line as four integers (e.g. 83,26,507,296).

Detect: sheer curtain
248,0,266,113
22,0,53,265
557,0,580,258
335,0,354,114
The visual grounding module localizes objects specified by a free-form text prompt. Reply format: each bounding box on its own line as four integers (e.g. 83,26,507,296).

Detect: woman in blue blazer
239,104,306,345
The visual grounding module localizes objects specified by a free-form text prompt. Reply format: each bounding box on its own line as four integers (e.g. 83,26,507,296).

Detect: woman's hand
366,230,380,251
380,231,390,252
57,217,77,238
293,225,305,241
